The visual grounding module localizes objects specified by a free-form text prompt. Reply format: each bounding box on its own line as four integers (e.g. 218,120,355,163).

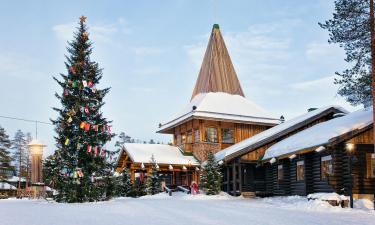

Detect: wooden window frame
221,128,234,144
176,134,181,146
296,160,305,181
321,155,333,180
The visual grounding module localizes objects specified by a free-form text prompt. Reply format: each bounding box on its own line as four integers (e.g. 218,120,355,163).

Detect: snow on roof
123,143,200,166
263,108,372,160
158,92,280,132
0,182,16,190
5,176,26,183
215,105,348,161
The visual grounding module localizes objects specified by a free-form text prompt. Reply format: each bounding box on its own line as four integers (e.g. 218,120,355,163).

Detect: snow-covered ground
0,193,374,225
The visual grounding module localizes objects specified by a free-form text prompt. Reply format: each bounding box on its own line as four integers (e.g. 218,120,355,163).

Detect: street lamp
27,139,46,184
345,142,356,208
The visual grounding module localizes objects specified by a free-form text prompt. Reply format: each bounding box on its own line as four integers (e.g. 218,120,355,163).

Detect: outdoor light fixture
195,167,200,171
346,143,355,153
141,162,145,170
27,139,46,184
289,154,296,159
218,160,224,165
315,146,326,152
169,165,173,170
270,157,276,164
182,166,187,170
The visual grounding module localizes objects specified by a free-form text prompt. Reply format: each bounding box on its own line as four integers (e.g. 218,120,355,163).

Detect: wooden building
215,106,347,196
262,108,375,200
116,144,200,187
157,24,280,162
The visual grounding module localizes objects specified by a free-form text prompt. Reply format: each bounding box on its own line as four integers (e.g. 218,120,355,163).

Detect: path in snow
0,193,374,225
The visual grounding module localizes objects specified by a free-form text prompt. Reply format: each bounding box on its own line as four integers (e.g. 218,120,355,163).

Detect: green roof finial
213,24,220,29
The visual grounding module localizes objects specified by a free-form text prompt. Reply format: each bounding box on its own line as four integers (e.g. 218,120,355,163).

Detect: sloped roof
0,182,16,190
121,143,200,166
215,105,348,162
158,92,280,133
191,24,244,99
263,108,372,160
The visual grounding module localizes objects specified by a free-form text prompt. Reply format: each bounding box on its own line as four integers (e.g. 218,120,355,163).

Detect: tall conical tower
158,24,279,161
191,24,244,100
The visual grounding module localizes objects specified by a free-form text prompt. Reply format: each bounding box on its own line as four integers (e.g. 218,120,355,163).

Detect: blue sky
0,0,360,156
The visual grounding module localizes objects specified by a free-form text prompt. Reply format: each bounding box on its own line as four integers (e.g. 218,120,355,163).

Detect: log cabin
261,108,375,201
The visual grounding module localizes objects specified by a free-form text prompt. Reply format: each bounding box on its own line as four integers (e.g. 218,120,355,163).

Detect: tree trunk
369,0,375,210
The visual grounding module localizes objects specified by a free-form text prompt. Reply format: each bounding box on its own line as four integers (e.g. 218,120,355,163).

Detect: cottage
262,108,375,201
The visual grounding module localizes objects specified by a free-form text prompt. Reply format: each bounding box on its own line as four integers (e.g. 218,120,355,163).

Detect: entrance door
242,165,255,192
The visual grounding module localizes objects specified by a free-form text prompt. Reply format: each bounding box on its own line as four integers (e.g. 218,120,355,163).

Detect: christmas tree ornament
87,81,93,87
69,66,76,74
82,80,87,87
87,145,92,153
67,117,73,123
65,138,70,146
94,146,98,156
72,80,77,88
79,15,87,23
84,106,89,114
84,123,90,131
80,122,85,129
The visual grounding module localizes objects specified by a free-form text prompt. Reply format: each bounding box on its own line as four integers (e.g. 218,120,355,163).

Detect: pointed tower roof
191,24,245,100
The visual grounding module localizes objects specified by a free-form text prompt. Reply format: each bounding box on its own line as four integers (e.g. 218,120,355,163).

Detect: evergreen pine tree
319,0,373,106
201,151,222,195
0,126,13,180
11,130,28,178
146,155,161,195
115,167,132,197
51,16,114,203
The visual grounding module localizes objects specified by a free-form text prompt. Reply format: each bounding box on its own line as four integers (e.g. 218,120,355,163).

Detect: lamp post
27,139,46,184
346,143,355,208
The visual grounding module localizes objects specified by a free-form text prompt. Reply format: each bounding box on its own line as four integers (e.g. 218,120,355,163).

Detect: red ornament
84,123,90,131
87,145,92,153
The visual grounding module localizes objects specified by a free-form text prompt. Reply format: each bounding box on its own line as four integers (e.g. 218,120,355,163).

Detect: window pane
221,128,234,144
194,130,200,143
205,127,218,143
321,155,333,180
187,131,192,144
297,160,304,181
182,134,186,144
278,165,283,180
176,134,181,145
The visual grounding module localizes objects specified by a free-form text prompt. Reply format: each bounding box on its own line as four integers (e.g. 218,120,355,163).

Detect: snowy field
0,193,374,225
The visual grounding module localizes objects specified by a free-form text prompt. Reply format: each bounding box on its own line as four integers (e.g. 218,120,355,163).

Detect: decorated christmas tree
201,151,222,195
146,155,161,195
51,16,115,203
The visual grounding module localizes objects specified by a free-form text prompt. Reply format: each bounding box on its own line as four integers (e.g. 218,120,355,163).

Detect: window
278,165,284,180
321,155,333,180
194,129,200,143
296,160,305,181
221,128,234,144
187,131,192,144
205,127,218,143
366,153,375,178
176,134,181,145
181,134,186,144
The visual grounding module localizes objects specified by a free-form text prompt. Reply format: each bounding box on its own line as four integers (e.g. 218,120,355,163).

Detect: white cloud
290,75,335,91
0,52,44,80
52,17,131,43
305,41,345,62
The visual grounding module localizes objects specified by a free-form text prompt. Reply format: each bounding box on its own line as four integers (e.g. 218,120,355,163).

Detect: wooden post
130,168,135,183
371,0,375,210
239,163,242,194
232,162,236,196
226,166,230,193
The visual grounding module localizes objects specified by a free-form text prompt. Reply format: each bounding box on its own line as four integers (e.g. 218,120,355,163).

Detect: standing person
190,181,198,195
